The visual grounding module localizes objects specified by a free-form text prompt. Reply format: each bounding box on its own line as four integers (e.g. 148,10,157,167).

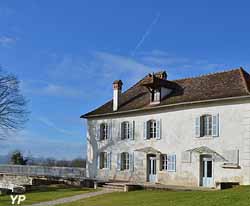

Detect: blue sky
0,0,250,159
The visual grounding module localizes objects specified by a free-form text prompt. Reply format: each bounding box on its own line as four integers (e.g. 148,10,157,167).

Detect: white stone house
81,68,250,188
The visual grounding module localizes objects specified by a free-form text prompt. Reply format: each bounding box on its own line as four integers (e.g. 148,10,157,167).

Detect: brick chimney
113,80,123,111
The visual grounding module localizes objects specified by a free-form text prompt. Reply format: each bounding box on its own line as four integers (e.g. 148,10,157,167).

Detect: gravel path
24,189,114,206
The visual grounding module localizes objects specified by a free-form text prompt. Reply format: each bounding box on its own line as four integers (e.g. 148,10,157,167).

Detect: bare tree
0,69,28,137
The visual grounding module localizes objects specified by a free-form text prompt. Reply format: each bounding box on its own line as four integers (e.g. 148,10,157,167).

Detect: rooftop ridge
171,67,243,82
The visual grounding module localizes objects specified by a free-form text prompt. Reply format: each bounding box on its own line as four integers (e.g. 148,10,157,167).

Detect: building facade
82,68,250,188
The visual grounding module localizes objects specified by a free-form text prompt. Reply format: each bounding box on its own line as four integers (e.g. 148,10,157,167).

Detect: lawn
58,186,250,206
0,184,94,206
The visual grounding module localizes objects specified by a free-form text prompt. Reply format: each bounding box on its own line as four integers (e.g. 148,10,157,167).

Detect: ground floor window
161,154,168,170
160,154,176,172
99,152,108,169
121,152,130,170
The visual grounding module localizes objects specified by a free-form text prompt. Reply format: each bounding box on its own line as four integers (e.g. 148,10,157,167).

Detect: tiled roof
81,68,250,118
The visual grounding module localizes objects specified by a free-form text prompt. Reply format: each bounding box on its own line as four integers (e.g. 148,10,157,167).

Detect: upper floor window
121,121,130,140
121,152,130,170
100,123,108,140
151,89,161,103
149,120,157,139
144,119,161,140
200,115,212,137
195,114,219,138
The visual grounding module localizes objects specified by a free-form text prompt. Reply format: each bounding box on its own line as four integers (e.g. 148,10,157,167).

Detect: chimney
113,80,123,111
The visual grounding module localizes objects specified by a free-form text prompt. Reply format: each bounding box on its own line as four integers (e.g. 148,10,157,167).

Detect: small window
151,89,161,102
161,154,168,170
100,123,108,140
100,152,108,169
148,120,157,139
200,115,212,137
121,152,130,170
121,121,130,140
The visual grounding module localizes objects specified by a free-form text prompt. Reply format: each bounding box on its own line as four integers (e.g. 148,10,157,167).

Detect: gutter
81,95,250,119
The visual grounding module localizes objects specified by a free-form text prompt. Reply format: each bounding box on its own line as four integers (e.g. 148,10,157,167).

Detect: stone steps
99,182,128,192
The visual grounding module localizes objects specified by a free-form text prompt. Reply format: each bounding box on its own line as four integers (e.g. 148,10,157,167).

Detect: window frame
121,121,130,140
148,120,157,139
121,152,130,171
200,114,212,137
151,89,161,103
161,154,168,170
100,123,108,141
99,152,108,169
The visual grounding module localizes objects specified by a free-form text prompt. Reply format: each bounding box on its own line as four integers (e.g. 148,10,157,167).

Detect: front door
201,156,213,187
148,155,156,182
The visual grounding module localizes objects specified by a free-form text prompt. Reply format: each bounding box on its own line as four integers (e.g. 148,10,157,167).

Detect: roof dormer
141,71,173,105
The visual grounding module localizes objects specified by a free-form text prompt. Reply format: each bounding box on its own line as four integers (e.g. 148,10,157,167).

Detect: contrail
131,13,161,56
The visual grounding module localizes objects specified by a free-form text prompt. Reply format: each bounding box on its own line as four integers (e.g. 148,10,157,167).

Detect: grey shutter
167,154,176,172
143,121,147,140
129,152,134,172
96,124,100,141
223,149,239,165
97,153,100,169
212,114,219,137
117,153,121,170
119,122,123,140
108,121,112,141
156,119,162,140
195,117,201,137
130,121,135,140
107,152,112,170
181,151,191,163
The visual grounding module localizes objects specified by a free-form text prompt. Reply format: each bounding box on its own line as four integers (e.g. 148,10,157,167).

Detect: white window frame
121,152,130,170
201,115,212,137
149,120,157,139
121,121,130,140
100,152,108,169
161,154,168,170
100,123,108,140
151,89,161,103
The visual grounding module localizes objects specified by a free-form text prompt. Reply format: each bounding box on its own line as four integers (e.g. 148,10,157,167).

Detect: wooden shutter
130,121,135,140
156,119,162,140
195,117,200,138
117,153,121,170
181,151,191,163
96,124,100,141
108,121,112,141
223,149,239,165
143,121,147,140
212,114,219,137
129,152,134,172
107,152,112,170
167,154,176,172
97,153,100,169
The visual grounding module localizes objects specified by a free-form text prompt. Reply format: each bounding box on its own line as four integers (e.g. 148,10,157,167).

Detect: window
161,154,168,170
148,120,157,139
121,152,130,170
200,115,212,137
121,121,130,140
151,89,161,102
160,154,176,172
99,152,108,169
100,123,108,140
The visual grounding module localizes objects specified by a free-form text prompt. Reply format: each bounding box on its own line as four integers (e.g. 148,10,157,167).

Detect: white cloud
36,117,78,137
0,36,16,47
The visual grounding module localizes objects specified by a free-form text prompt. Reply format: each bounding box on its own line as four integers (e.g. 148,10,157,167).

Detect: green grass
58,186,250,206
0,184,94,206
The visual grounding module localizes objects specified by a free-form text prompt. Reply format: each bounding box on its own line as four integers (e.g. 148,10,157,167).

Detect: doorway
201,155,213,187
147,154,156,182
